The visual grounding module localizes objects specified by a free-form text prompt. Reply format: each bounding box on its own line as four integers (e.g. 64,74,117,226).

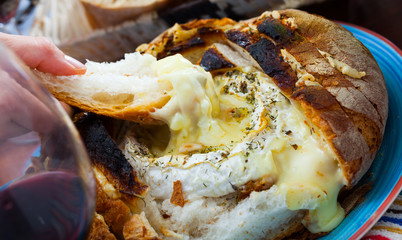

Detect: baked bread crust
280,9,387,185
138,9,388,187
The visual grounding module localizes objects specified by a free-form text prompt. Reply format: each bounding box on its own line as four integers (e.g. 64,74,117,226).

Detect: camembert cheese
124,54,348,234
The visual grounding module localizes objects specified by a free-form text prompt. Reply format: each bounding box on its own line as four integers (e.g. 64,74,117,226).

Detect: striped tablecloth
363,195,402,240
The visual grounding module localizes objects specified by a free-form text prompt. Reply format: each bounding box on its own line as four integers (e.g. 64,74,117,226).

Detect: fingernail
65,55,86,75
65,55,86,69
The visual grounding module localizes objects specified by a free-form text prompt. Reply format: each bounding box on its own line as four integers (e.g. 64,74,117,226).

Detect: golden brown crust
170,180,185,207
50,90,170,125
95,179,131,238
138,9,388,187
123,214,161,240
238,176,276,201
234,13,382,185
87,213,118,240
138,18,237,62
278,9,387,185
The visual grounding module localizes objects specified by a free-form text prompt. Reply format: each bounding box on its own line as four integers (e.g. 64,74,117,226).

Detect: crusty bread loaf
127,10,386,239
139,9,387,187
35,9,387,240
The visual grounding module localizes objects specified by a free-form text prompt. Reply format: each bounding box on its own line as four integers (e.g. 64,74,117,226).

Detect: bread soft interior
35,53,172,122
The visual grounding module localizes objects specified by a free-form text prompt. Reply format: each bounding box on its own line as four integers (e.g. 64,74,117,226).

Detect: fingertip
59,64,86,76
65,55,85,68
16,36,86,76
65,55,87,75
35,55,86,76
73,68,87,75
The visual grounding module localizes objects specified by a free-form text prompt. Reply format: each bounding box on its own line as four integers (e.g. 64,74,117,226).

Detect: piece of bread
80,0,170,28
35,53,172,124
87,213,118,240
30,0,94,45
123,212,160,240
35,9,387,240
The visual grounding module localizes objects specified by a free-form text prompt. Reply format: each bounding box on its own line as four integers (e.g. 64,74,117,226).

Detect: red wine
0,171,91,240
0,0,20,23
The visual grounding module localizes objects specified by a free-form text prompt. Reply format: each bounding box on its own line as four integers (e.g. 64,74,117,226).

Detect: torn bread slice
35,53,173,124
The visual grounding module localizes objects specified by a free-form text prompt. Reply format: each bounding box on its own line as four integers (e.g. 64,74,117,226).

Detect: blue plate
320,24,402,239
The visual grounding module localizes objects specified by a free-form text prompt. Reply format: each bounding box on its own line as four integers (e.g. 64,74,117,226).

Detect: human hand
0,33,86,75
0,33,86,139
0,34,86,182
0,32,87,115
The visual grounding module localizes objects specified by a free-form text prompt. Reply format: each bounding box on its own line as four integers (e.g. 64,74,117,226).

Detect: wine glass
0,42,95,239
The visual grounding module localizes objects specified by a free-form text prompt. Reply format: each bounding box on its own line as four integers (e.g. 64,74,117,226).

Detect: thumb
0,33,86,76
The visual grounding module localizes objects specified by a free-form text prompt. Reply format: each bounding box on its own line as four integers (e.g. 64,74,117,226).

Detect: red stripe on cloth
361,235,391,240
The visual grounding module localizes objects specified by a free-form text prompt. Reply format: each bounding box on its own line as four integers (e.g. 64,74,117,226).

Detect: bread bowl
36,9,388,239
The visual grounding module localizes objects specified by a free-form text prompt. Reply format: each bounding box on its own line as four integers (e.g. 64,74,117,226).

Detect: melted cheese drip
151,55,252,155
279,49,346,232
273,132,345,233
125,54,347,234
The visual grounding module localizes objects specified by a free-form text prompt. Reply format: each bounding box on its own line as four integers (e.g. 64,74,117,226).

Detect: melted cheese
273,134,345,233
124,54,347,234
281,49,320,87
169,24,198,44
260,10,281,20
318,49,366,79
151,55,252,156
